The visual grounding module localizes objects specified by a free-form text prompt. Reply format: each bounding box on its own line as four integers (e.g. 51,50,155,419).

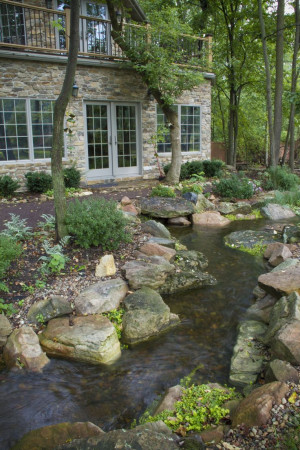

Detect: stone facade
0,54,212,187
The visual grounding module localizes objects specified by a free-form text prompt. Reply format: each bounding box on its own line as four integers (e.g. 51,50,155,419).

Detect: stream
0,219,269,449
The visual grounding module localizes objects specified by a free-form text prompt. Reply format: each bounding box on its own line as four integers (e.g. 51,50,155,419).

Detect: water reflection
0,220,267,448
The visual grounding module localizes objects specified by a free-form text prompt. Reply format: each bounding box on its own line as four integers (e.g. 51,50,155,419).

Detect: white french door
85,102,140,180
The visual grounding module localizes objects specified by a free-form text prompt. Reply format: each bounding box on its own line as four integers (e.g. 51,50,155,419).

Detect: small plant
35,280,46,289
213,174,254,200
36,313,45,324
25,171,53,193
181,182,203,195
151,184,176,198
2,214,32,241
65,198,131,250
39,236,70,275
0,175,19,198
0,298,18,316
44,187,83,198
63,166,81,188
103,308,125,340
37,214,56,231
0,234,22,280
22,283,35,294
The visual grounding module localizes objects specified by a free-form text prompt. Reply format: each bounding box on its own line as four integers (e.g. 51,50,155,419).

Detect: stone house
0,0,214,186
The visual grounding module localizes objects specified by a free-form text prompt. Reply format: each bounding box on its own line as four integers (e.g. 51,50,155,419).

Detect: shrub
214,174,254,199
151,184,176,198
163,161,204,181
202,159,225,178
262,167,300,191
2,214,32,241
25,171,52,193
271,190,300,207
0,175,19,198
0,234,22,279
63,166,81,188
65,198,131,249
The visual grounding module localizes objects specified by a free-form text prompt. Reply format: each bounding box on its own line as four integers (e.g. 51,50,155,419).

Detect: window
0,0,25,45
0,98,55,162
157,105,201,153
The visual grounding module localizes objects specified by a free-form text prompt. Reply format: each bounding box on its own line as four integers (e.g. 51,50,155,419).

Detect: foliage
25,171,53,193
39,236,70,275
63,166,81,188
0,175,19,198
103,308,125,340
202,160,225,178
0,234,22,280
37,214,56,231
65,198,131,250
44,187,83,198
225,209,263,221
262,167,300,191
140,384,238,433
228,241,267,256
151,184,176,198
2,214,32,241
181,183,203,195
0,298,18,317
213,175,254,200
270,190,300,207
36,313,45,325
164,161,205,181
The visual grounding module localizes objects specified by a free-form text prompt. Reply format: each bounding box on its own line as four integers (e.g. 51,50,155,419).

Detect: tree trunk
273,0,285,163
51,0,80,240
162,105,182,183
258,0,276,166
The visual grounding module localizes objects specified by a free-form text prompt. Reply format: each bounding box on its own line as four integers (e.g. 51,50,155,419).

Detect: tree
51,0,80,239
106,0,204,183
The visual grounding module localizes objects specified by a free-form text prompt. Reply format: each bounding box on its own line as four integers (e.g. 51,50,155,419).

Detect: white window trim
0,97,66,165
156,103,202,155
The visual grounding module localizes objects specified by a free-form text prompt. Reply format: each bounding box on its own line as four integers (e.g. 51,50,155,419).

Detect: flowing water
0,220,269,448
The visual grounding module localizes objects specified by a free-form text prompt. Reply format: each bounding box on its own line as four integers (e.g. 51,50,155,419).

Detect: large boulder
229,320,268,388
192,211,231,227
141,220,171,239
0,314,12,349
231,382,289,427
122,287,179,344
225,229,279,250
12,422,103,450
4,326,49,371
195,194,216,213
218,201,252,215
265,359,299,384
261,203,296,220
27,296,72,324
271,320,300,365
39,315,121,365
258,266,300,298
140,197,195,219
74,278,128,315
159,250,216,295
122,256,175,290
56,421,179,450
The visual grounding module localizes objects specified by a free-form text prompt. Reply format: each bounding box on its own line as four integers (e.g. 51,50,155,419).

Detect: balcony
0,0,212,69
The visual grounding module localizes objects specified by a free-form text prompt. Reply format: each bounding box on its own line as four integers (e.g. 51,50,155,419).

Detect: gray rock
74,278,128,315
154,385,183,415
265,359,299,383
218,201,252,215
261,203,296,220
120,210,141,224
195,193,216,213
258,266,300,298
283,224,300,243
27,296,72,324
141,220,171,239
148,237,176,249
225,229,279,250
122,256,175,290
271,258,300,273
140,197,195,219
182,192,198,204
0,314,12,349
271,320,300,364
192,211,231,227
39,315,121,365
230,320,268,388
4,326,49,371
56,421,179,450
168,216,191,226
122,287,179,344
246,294,277,324
268,245,292,267
253,285,268,299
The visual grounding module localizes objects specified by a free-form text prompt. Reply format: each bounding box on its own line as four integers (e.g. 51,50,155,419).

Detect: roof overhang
123,0,148,22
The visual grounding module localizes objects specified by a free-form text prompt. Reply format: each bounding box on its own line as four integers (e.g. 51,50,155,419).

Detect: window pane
0,98,29,161
30,100,55,159
180,106,201,152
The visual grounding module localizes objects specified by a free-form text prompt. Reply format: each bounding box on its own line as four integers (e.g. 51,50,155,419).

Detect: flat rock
192,211,231,227
258,266,300,297
39,315,121,365
218,201,252,215
232,382,289,427
74,278,128,315
4,326,49,371
148,237,176,248
261,203,296,220
27,296,72,324
0,314,12,349
200,425,224,445
225,229,279,250
56,421,179,450
168,216,191,226
139,242,176,262
12,422,103,450
122,256,175,290
140,197,194,219
95,254,116,278
265,359,299,383
122,287,179,344
154,385,183,415
141,220,171,239
271,258,300,273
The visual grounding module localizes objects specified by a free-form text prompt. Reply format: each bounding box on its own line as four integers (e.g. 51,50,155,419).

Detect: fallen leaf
288,392,297,404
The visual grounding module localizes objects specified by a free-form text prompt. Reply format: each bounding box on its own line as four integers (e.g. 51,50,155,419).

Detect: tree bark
162,105,181,183
51,0,80,240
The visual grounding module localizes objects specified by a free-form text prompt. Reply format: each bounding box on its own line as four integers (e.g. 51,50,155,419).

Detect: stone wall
0,56,211,187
